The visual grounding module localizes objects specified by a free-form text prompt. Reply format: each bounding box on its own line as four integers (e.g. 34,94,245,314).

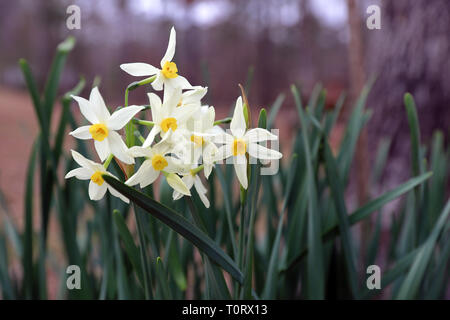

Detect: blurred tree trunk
367,0,450,180
347,0,370,263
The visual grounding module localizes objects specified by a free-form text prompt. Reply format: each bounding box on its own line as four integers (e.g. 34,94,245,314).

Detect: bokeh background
0,0,449,294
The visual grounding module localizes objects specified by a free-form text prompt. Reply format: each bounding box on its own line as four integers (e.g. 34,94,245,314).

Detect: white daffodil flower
213,96,282,189
120,27,192,98
143,88,198,147
183,105,220,178
173,165,210,208
69,87,143,164
65,150,129,203
125,132,191,196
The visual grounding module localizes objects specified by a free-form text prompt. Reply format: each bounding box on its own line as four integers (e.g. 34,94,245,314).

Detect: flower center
162,61,178,79
89,123,109,141
90,171,105,186
160,117,178,133
177,99,183,107
232,138,246,156
190,134,204,147
151,154,168,171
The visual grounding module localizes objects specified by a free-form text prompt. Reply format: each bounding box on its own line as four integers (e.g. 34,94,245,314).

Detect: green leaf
22,140,38,298
322,140,358,298
267,94,285,129
292,84,324,299
102,175,244,284
284,172,433,272
155,257,172,299
395,199,450,299
113,210,144,286
42,36,76,119
262,154,298,299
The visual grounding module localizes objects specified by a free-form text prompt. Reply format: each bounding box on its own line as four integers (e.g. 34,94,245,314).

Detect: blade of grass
292,84,324,299
395,199,450,299
103,175,244,284
284,172,432,272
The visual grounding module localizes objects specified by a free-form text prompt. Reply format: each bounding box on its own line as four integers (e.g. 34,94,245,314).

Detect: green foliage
0,38,448,300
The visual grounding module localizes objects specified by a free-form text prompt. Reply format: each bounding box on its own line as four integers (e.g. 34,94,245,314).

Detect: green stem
103,154,114,169
132,119,155,128
124,75,156,148
214,117,232,126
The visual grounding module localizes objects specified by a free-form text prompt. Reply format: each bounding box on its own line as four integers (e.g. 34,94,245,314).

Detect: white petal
214,144,233,161
160,27,176,66
244,128,278,143
120,63,158,77
107,105,144,130
107,185,130,203
173,191,183,201
107,131,134,164
211,132,234,144
182,87,208,105
65,167,91,180
70,150,97,170
72,95,98,124
142,126,160,148
95,140,110,162
166,173,191,196
128,146,152,158
89,87,110,122
69,126,92,140
151,72,164,91
233,155,248,189
204,164,213,179
89,180,107,201
148,93,162,122
230,96,246,137
169,75,192,90
248,143,282,160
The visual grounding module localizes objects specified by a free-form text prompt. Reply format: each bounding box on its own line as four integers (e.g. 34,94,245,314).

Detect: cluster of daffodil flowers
65,27,282,208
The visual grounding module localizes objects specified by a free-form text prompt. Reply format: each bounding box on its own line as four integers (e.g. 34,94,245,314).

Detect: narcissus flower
184,105,220,178
213,96,282,189
120,27,192,98
65,150,129,203
173,165,210,208
125,133,191,196
143,89,198,147
70,87,143,164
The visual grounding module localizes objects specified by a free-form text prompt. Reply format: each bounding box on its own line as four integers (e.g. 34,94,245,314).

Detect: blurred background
0,0,449,271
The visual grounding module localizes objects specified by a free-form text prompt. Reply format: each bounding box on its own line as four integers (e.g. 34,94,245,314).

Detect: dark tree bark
366,0,450,181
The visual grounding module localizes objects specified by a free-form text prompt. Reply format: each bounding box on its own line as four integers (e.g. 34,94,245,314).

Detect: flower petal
166,173,191,196
233,155,248,189
211,132,234,144
107,131,134,164
151,72,164,91
194,177,210,208
65,167,92,180
148,93,162,122
120,63,159,77
107,105,145,130
248,143,282,160
160,27,176,66
142,126,160,148
89,180,107,201
69,126,92,140
230,96,246,137
95,140,110,162
214,144,233,161
70,150,97,171
89,87,110,122
107,185,130,203
71,95,98,124
244,128,278,143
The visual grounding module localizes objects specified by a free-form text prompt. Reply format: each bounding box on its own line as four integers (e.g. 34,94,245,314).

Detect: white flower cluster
65,27,282,207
